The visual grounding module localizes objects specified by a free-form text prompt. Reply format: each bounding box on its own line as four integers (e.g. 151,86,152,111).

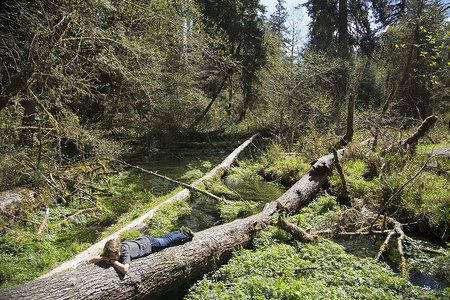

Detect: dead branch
337,93,356,148
57,207,99,225
419,248,444,255
0,207,40,226
58,175,112,195
393,220,408,277
76,197,102,209
114,159,225,203
315,229,389,236
277,216,319,243
37,206,50,235
382,84,398,115
401,115,438,152
332,147,351,206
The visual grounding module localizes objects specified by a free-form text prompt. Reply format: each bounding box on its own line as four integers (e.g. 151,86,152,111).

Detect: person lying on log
91,227,194,274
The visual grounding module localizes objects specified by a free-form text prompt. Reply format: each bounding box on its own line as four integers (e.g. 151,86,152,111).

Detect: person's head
103,239,121,260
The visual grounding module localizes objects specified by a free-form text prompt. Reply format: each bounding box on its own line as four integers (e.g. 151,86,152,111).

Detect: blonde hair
103,239,120,258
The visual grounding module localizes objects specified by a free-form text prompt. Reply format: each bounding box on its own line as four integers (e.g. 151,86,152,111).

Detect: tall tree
371,0,408,26
378,0,449,118
305,0,338,54
305,0,374,56
195,0,267,123
268,0,288,39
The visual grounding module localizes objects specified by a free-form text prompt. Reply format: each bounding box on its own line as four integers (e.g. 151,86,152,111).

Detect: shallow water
332,235,448,291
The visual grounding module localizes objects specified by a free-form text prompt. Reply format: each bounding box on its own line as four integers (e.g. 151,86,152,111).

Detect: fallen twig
0,207,40,225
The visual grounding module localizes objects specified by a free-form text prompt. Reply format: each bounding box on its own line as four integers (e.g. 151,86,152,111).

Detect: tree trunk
336,93,355,148
190,74,228,130
20,97,36,147
338,0,349,59
1,141,344,299
401,115,437,152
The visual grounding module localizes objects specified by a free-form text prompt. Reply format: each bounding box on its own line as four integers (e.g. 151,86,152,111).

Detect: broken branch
277,216,319,243
114,159,225,203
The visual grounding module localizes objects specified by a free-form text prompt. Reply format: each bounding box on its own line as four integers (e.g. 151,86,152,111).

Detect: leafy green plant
186,237,436,299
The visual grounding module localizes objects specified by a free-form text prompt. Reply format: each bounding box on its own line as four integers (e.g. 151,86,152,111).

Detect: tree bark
190,74,228,130
1,138,343,299
337,93,355,148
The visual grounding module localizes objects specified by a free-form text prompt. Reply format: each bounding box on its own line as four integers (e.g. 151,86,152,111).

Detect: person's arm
90,256,105,263
111,260,129,274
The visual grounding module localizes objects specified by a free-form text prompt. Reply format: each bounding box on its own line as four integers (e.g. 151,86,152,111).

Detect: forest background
0,0,449,297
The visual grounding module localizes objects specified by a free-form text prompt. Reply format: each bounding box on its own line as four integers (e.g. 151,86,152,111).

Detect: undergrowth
186,235,443,299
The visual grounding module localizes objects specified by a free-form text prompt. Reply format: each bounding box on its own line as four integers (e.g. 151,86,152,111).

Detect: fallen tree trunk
1,140,342,299
37,134,258,279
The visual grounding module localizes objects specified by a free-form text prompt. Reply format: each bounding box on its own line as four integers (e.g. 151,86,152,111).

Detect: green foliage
258,144,310,185
101,171,155,217
179,169,204,182
377,0,448,117
186,237,435,299
328,142,450,240
0,168,184,288
0,230,88,289
330,158,379,201
219,200,260,222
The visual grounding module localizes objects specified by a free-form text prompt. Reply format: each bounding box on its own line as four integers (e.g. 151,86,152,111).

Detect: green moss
258,145,311,185
219,200,260,222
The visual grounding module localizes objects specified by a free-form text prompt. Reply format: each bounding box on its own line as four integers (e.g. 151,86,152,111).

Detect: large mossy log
0,144,344,299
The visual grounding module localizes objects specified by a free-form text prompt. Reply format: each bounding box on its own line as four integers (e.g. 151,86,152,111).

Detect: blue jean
145,231,188,252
